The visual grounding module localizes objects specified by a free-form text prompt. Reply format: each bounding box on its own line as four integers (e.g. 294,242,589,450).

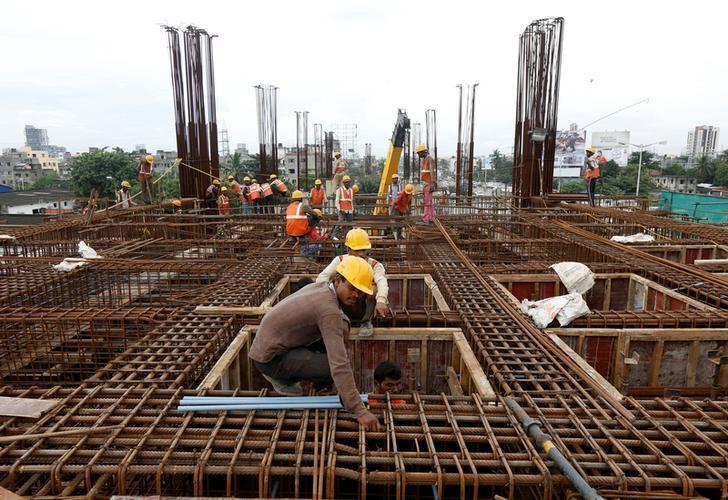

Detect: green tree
70,151,137,198
489,149,513,184
30,171,61,189
559,180,586,193
714,163,728,187
600,160,620,179
613,164,657,195
662,164,686,176
695,155,716,184
627,150,659,168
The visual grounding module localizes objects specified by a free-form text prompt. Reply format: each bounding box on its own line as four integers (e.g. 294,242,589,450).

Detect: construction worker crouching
310,178,327,211
116,181,135,209
138,154,154,204
249,255,381,431
286,190,319,238
205,179,221,212
316,228,388,337
217,186,231,216
416,144,437,224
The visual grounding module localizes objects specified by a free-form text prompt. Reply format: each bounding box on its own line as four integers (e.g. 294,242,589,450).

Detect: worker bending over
316,228,388,337
248,178,262,213
138,154,154,204
270,174,289,210
249,256,381,431
416,144,437,223
260,178,275,213
286,190,320,238
116,181,135,209
310,179,326,210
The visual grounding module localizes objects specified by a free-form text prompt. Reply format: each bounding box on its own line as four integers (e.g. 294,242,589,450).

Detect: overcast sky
1,0,726,158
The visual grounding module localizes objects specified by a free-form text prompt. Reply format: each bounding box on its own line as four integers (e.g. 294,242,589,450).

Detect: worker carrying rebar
416,145,437,223
286,190,320,237
115,181,135,209
217,186,231,216
583,146,601,207
332,151,347,188
138,154,154,204
205,179,221,212
316,228,388,337
249,255,381,431
310,178,327,210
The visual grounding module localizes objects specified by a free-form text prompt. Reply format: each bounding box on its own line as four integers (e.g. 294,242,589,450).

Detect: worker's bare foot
261,373,303,396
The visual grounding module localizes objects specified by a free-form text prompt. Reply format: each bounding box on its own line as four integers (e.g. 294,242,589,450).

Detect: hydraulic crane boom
375,110,410,215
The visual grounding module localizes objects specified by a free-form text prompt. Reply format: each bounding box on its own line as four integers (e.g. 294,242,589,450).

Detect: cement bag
610,233,655,243
549,262,594,294
521,294,572,329
78,240,100,259
555,292,591,326
53,259,86,272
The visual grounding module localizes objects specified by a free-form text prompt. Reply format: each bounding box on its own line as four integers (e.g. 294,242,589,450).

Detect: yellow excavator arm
374,110,410,215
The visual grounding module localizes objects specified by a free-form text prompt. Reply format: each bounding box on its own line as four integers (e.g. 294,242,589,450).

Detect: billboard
591,131,630,167
555,129,586,168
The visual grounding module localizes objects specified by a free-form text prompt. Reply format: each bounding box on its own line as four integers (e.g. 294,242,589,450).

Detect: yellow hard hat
212,179,221,185
586,146,596,154
415,144,428,154
312,208,323,217
345,228,371,250
391,173,399,179
121,180,131,188
291,190,304,200
243,176,251,182
405,183,415,194
270,174,277,180
315,179,322,186
221,186,228,192
145,154,154,164
334,151,341,156
227,175,234,181
342,175,351,182
335,255,374,295
352,184,360,193
172,199,182,207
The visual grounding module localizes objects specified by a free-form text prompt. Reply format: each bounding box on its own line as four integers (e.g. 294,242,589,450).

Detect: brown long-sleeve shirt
249,282,366,417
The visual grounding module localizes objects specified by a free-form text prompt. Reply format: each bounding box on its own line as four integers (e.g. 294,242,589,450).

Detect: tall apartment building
686,125,720,159
24,125,49,151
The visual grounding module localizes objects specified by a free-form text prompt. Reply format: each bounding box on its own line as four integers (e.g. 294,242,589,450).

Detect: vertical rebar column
364,143,372,174
314,124,323,179
467,83,478,197
403,129,411,181
512,18,564,207
255,85,279,178
302,112,309,190
455,85,464,197
295,112,302,187
204,32,219,181
324,132,334,178
412,122,422,181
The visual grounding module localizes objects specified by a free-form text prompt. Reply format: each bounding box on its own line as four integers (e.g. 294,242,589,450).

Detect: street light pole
637,149,644,197
619,140,667,197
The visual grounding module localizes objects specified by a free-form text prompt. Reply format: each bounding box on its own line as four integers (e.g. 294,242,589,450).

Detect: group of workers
205,174,290,215
250,227,402,430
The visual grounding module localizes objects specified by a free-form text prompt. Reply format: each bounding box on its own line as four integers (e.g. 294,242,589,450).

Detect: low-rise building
0,189,77,215
653,174,697,194
0,149,46,189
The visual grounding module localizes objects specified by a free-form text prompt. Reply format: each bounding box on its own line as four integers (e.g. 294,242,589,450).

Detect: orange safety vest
310,186,325,206
338,255,377,269
334,158,346,174
249,183,262,201
271,178,288,193
286,201,310,236
421,155,434,184
393,191,412,213
338,186,353,212
218,194,230,215
261,182,274,197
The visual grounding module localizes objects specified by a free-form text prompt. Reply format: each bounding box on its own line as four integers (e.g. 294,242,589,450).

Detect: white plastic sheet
610,233,655,243
549,262,595,294
53,241,102,272
521,292,591,328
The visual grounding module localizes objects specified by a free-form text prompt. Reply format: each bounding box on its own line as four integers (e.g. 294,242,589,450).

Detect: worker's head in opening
415,144,428,158
332,256,374,306
291,190,304,200
374,361,403,394
120,180,131,191
586,146,596,158
342,175,351,188
334,151,341,159
345,228,371,259
212,179,221,186
243,176,251,185
404,183,415,195
314,179,322,188
145,154,154,164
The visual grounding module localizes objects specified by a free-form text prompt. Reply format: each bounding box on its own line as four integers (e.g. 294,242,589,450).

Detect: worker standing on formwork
285,190,319,238
583,146,600,207
248,177,263,214
249,255,381,431
138,154,154,204
205,179,221,212
260,177,275,214
386,174,402,214
336,175,354,221
310,179,326,211
270,174,289,211
115,181,135,209
217,186,231,216
316,228,388,337
392,183,415,239
332,151,347,188
240,176,252,214
416,145,437,224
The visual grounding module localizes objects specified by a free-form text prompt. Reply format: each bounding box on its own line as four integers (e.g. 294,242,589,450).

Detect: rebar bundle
455,84,478,197
254,84,279,177
512,18,564,207
164,25,220,198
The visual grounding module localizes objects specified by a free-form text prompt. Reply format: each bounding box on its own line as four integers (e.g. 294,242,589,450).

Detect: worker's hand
374,302,390,318
357,411,381,432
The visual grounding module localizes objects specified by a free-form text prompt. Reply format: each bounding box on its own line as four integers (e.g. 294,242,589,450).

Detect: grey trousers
253,347,333,388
